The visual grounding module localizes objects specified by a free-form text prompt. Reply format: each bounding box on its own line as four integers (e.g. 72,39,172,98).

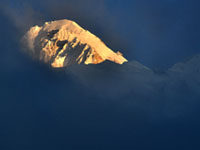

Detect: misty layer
23,19,128,68
66,54,200,104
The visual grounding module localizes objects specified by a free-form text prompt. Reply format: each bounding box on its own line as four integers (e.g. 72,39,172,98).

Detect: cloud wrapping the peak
64,56,200,118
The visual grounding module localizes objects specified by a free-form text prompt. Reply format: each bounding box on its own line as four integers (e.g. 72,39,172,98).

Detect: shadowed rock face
23,19,128,68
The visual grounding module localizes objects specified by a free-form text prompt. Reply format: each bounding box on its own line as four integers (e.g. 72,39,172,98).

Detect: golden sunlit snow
24,19,128,68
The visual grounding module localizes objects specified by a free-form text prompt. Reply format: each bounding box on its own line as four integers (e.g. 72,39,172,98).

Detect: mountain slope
23,19,128,68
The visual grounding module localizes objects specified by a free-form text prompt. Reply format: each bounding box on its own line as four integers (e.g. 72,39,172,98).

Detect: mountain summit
23,19,128,68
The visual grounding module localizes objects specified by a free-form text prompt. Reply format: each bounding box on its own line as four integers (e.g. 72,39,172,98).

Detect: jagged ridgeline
23,19,128,68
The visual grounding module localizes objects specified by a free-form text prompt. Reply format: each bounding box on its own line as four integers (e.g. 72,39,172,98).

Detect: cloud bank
64,55,200,118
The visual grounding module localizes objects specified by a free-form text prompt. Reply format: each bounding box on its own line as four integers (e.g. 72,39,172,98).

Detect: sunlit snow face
23,19,128,68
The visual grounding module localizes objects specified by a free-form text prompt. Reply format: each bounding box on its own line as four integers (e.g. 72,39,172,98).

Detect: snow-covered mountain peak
23,19,128,68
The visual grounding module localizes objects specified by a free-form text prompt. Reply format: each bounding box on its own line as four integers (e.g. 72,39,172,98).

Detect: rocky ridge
23,19,128,68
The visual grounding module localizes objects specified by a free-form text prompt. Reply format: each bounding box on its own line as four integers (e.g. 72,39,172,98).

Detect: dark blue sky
1,0,200,150
4,0,200,69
